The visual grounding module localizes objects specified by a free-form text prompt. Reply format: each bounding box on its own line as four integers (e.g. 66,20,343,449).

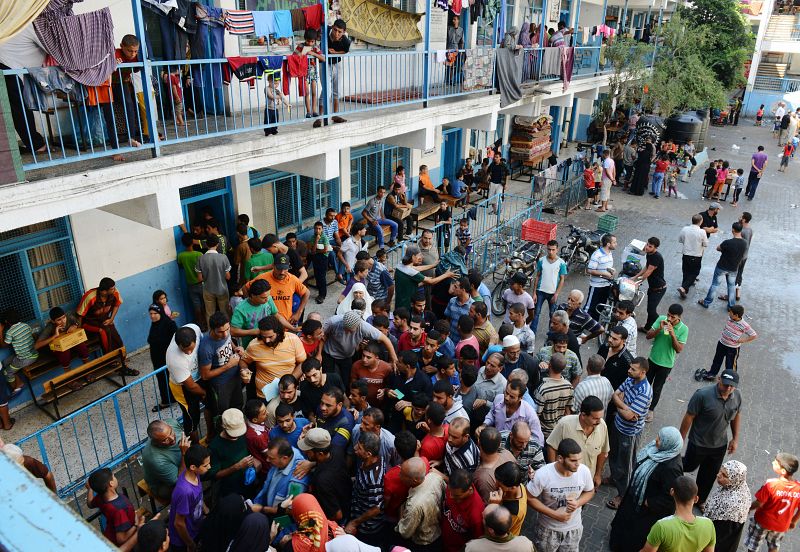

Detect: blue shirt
318,408,356,450
439,336,456,358
254,448,310,506
269,417,310,449
614,377,653,436
197,333,237,385
444,296,474,344
451,178,466,198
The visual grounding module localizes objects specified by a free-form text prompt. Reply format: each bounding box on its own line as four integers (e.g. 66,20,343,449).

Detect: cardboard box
394,205,412,219
49,328,88,352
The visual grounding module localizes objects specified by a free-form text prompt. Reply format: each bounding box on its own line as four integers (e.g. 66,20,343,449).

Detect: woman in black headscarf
199,494,256,552
147,303,177,413
630,137,655,196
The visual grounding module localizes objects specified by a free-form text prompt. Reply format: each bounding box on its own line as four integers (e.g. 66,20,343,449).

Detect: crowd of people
1,120,797,551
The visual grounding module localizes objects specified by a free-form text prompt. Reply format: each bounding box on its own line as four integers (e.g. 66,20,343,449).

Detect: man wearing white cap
208,408,262,499
501,335,540,393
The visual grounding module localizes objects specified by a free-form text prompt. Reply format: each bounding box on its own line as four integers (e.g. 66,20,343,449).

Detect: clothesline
224,4,324,37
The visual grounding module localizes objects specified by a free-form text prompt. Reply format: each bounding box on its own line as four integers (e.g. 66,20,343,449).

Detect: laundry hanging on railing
434,0,449,12
224,8,306,38
222,56,264,88
494,46,521,107
225,9,256,34
463,47,494,91
541,47,561,75
22,66,87,110
33,7,116,86
282,55,308,97
560,46,573,91
301,4,324,30
259,55,284,71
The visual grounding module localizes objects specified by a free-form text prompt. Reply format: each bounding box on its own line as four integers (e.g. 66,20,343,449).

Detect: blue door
441,127,464,184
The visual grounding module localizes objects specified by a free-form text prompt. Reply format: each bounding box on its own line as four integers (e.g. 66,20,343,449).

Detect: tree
593,37,654,143
678,0,753,89
644,16,728,116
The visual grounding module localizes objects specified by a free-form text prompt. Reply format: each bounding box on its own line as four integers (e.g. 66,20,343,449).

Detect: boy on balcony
264,73,291,136
294,30,325,126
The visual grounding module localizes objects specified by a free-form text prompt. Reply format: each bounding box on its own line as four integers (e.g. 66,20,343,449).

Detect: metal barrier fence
14,366,193,517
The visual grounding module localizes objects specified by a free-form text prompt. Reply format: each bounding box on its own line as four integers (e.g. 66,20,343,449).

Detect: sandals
122,368,140,377
1,418,15,431
606,496,623,510
151,402,174,413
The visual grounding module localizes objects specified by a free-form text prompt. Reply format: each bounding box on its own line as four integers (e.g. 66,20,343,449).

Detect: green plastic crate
597,214,618,233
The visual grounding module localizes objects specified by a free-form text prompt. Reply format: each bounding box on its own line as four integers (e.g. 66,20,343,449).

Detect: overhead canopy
339,0,424,48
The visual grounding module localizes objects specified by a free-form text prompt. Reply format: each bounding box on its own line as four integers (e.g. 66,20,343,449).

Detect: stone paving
8,120,800,550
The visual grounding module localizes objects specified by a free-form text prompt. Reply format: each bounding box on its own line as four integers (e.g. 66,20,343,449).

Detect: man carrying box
35,307,90,369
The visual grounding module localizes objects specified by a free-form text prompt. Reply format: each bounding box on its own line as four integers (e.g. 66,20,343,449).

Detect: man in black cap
679,369,742,507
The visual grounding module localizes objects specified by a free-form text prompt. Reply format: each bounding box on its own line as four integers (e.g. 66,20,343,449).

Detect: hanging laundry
222,56,264,88
23,67,87,111
450,1,462,16
290,8,306,32
225,9,256,34
560,46,574,91
484,0,500,22
273,11,293,38
595,24,616,38
258,56,284,71
302,4,324,30
283,55,308,97
196,4,225,25
434,0,449,12
435,50,447,63
541,47,561,75
252,11,276,36
33,7,117,87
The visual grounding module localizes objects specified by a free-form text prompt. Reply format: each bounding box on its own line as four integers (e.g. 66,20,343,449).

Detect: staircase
764,14,800,40
757,61,789,78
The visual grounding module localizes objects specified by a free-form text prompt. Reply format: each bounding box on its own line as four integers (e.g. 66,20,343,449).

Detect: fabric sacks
302,4,324,30
252,11,275,36
273,10,293,38
33,7,116,87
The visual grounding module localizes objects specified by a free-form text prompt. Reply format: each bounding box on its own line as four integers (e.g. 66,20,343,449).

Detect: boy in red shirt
779,142,795,172
442,469,486,551
583,160,596,209
651,154,669,198
745,452,800,552
86,468,139,547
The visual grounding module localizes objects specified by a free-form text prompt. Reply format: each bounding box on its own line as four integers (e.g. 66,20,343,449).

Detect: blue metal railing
14,366,184,515
753,75,800,92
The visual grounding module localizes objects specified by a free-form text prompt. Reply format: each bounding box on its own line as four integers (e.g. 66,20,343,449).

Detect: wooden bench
411,202,440,233
38,348,128,420
363,225,393,249
440,193,468,208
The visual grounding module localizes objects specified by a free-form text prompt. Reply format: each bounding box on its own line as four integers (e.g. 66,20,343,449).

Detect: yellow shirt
246,332,306,397
546,414,610,477
248,271,308,320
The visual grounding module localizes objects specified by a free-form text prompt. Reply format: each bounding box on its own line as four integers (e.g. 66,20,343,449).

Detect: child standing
731,168,745,206
695,304,757,381
651,154,669,198
86,468,139,548
704,460,752,552
779,141,795,172
169,444,211,552
434,200,452,249
1,308,38,396
666,159,679,198
712,160,730,200
592,161,602,205
583,160,596,209
152,289,180,320
264,73,291,136
678,154,691,182
162,70,184,126
455,217,472,256
294,30,324,123
703,161,718,199
755,104,765,126
745,452,800,552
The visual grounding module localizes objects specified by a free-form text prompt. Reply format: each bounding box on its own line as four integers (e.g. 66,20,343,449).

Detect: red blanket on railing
282,55,309,96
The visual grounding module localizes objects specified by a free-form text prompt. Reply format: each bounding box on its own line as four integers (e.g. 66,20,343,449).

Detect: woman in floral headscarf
609,426,684,551
703,460,751,552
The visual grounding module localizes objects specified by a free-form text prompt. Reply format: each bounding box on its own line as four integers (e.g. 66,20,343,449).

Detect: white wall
70,210,177,287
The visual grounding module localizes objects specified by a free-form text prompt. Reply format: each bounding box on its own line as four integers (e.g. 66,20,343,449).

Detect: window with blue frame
250,169,339,233
350,144,411,205
0,219,83,327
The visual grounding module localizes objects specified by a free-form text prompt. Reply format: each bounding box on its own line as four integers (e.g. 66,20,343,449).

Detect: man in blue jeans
698,222,748,309
531,240,568,335
361,186,397,248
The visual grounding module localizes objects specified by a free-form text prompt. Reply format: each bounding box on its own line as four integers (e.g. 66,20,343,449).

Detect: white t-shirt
602,157,615,181
502,289,535,324
166,324,202,385
527,461,594,531
587,247,613,288
537,256,567,294
340,236,366,270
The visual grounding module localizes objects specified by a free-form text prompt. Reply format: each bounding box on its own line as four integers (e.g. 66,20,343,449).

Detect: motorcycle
491,241,542,316
596,263,646,345
560,225,606,271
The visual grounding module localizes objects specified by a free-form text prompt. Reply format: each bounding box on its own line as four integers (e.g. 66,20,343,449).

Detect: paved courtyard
7,121,800,550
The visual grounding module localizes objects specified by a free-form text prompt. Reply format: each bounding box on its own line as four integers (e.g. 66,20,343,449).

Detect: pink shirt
455,335,480,360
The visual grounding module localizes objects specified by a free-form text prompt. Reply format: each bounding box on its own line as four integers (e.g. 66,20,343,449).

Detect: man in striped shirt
1,308,39,395
444,417,480,474
572,354,615,413
556,289,604,346
607,357,652,509
347,431,386,547
533,353,574,439
585,234,617,321
322,208,344,283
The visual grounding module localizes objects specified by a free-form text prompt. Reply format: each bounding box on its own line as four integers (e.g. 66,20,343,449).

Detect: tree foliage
678,0,753,89
594,37,654,124
644,15,729,116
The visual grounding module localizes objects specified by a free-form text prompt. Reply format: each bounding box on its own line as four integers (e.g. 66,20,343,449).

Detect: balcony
6,43,621,180
753,75,800,91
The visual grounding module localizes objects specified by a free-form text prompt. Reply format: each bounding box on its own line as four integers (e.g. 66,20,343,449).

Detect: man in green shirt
142,419,189,502
644,303,688,423
177,233,204,328
243,238,273,282
230,279,283,349
208,408,261,498
394,245,455,311
643,475,715,552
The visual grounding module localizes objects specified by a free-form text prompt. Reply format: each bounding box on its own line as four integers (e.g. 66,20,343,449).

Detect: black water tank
666,111,704,150
696,109,709,152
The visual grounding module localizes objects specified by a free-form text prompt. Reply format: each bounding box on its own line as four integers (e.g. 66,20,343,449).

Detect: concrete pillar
745,2,774,114
230,173,253,219
339,147,352,203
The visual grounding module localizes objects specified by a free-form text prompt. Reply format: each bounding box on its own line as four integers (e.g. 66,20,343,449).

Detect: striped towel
225,9,255,34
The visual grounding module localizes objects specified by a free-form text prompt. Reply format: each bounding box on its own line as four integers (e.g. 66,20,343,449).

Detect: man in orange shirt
335,202,354,242
247,254,309,329
418,164,441,204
